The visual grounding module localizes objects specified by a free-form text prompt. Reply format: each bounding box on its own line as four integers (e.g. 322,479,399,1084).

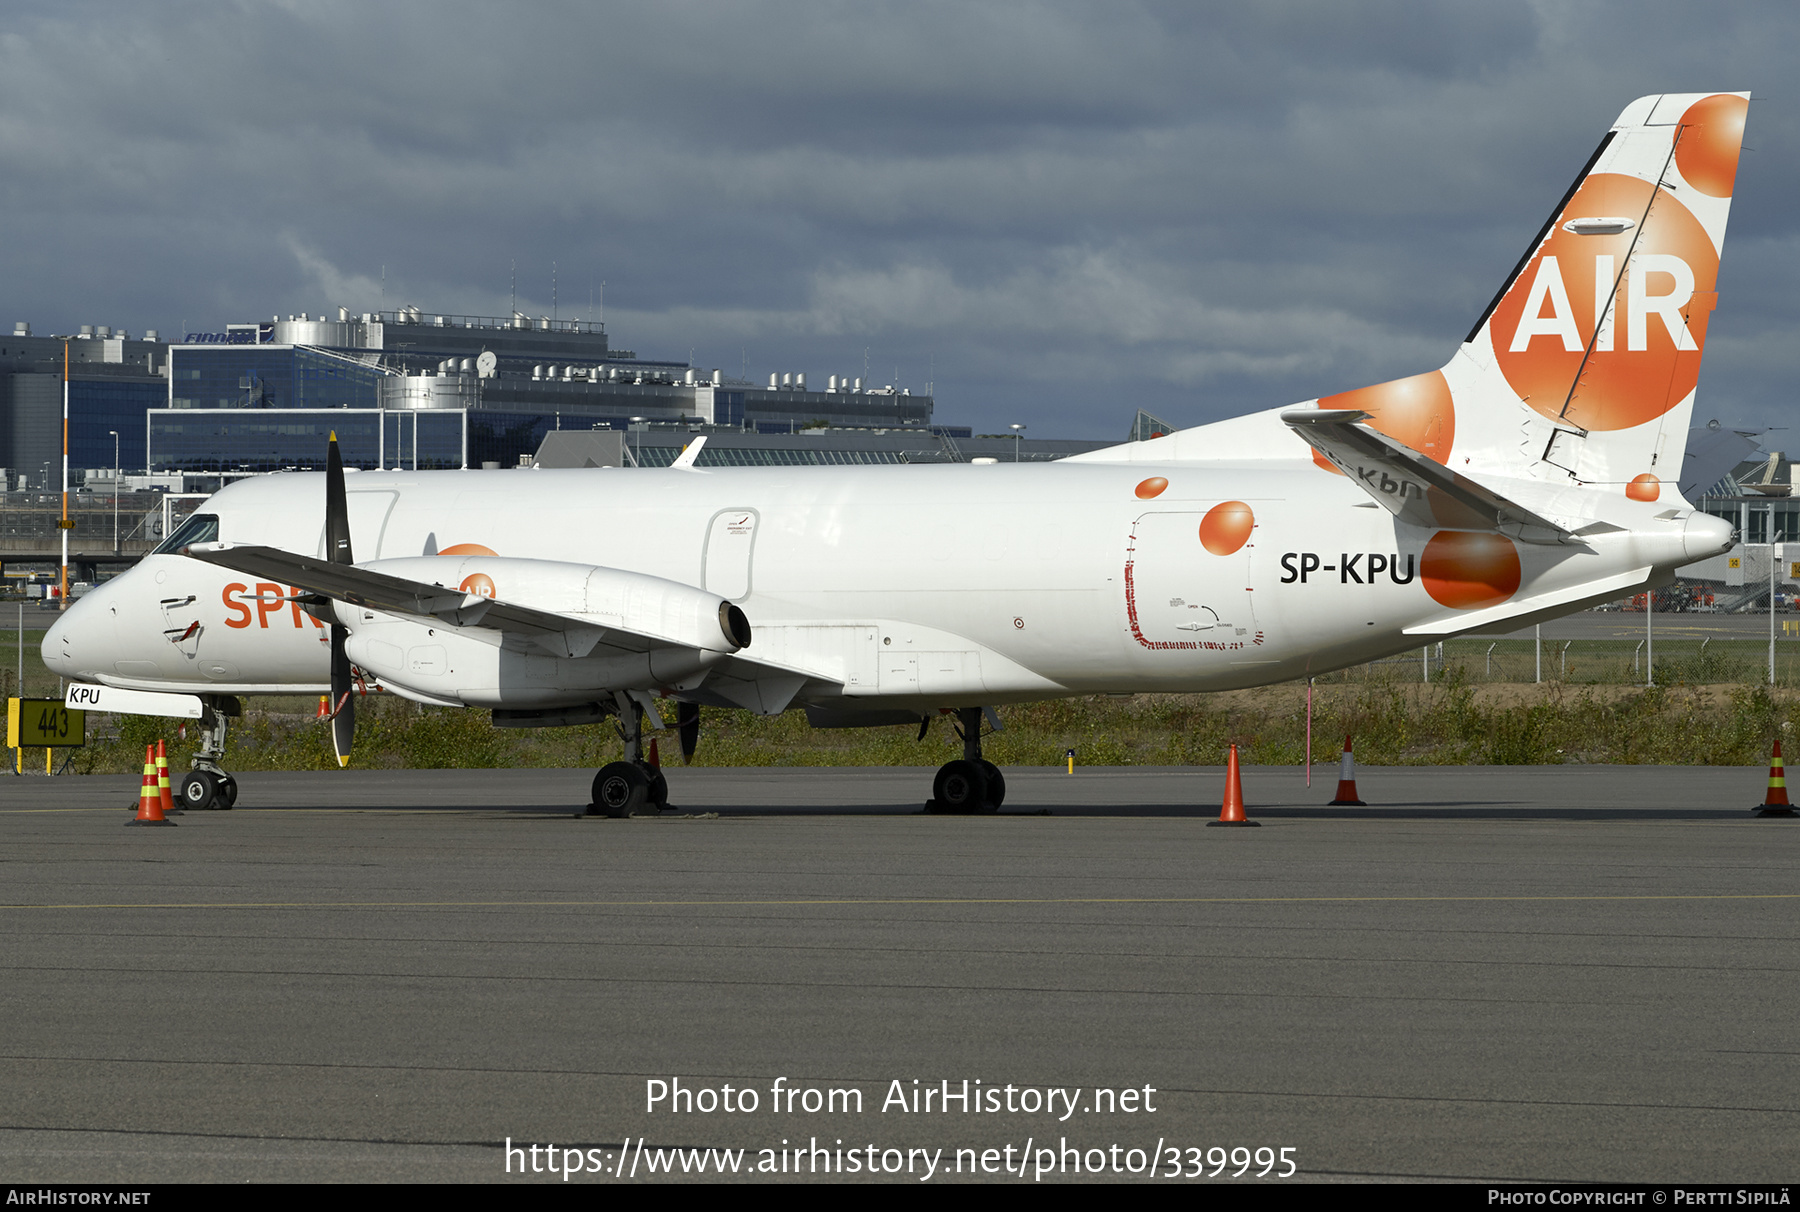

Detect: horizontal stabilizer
1404,566,1653,638
1281,409,1573,545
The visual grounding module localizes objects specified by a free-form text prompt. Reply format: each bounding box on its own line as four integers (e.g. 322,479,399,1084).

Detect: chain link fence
1331,634,1800,686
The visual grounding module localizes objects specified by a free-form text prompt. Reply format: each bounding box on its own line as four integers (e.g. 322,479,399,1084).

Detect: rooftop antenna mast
552,261,558,322
510,260,516,317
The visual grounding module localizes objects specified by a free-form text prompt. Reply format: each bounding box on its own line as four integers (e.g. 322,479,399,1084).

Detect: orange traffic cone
647,737,660,769
1329,735,1366,806
127,746,174,827
1754,740,1797,817
155,739,180,816
1207,743,1260,827
315,695,329,720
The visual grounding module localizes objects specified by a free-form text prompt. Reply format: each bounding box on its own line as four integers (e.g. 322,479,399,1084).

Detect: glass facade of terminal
628,444,909,468
69,378,165,474
149,409,483,473
168,346,387,410
1701,499,1800,546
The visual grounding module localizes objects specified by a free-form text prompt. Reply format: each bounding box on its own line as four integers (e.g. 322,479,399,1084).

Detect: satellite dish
476,350,498,378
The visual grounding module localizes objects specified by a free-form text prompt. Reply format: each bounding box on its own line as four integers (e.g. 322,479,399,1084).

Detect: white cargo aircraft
48,92,1746,813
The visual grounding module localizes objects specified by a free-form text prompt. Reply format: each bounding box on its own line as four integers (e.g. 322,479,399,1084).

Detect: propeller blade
677,700,700,764
330,625,354,767
326,432,354,766
325,430,352,565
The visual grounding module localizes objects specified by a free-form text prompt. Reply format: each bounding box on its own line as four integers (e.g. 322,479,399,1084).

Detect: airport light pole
1771,519,1783,686
60,342,69,611
1010,423,1025,462
109,431,119,554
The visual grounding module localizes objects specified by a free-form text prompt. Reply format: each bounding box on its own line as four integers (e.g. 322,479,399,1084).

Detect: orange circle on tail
1312,371,1454,474
1135,477,1168,499
1626,473,1661,502
1491,173,1717,432
440,543,498,556
1199,501,1254,556
1675,94,1747,198
1421,531,1520,609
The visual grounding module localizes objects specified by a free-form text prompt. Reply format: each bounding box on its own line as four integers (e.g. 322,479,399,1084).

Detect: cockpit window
152,513,219,556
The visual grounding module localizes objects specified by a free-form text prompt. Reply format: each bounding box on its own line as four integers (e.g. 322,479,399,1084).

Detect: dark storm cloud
0,1,1793,437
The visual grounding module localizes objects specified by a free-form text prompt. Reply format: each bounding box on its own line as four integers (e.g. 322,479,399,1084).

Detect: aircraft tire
646,767,669,809
216,774,238,810
593,762,649,818
177,770,218,812
977,761,1005,809
931,760,991,814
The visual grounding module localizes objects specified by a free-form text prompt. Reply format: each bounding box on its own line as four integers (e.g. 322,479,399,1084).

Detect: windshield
151,512,219,556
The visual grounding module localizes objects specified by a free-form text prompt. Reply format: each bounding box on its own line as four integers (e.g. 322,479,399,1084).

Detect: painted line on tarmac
3,893,1798,911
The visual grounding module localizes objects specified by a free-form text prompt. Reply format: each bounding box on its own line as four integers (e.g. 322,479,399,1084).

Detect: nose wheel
177,769,237,811
180,698,238,810
926,708,1006,814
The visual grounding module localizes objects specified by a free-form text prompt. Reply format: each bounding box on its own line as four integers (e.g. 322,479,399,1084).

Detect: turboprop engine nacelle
336,556,750,709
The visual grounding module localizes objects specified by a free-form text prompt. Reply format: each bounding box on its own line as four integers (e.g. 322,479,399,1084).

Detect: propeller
677,701,700,764
325,432,355,767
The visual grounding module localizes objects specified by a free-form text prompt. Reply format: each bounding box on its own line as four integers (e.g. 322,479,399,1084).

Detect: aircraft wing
187,543,828,711
183,543,732,661
1282,408,1574,545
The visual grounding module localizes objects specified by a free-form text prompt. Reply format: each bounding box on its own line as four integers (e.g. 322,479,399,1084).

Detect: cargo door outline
1124,511,1257,651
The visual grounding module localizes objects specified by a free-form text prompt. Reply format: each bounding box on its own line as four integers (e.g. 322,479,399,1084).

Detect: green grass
29,674,1800,775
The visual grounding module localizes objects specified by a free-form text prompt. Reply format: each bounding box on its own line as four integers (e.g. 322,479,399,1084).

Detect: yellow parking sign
6,698,86,748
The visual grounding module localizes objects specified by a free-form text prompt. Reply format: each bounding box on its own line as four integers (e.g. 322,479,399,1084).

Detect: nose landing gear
178,697,239,811
926,706,1005,814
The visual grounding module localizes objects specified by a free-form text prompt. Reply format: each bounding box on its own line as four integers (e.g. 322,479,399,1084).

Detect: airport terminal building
153,309,946,475
0,323,167,490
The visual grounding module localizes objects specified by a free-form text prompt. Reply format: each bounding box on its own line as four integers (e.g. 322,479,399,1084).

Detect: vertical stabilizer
1447,92,1747,501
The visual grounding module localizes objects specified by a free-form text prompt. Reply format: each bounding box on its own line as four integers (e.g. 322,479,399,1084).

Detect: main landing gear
177,696,240,811
586,692,670,818
926,706,1006,814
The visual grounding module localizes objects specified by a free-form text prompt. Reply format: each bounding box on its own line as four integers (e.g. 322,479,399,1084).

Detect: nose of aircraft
42,582,116,681
1683,510,1736,563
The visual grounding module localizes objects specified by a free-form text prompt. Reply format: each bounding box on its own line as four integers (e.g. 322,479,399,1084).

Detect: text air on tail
1310,92,1748,502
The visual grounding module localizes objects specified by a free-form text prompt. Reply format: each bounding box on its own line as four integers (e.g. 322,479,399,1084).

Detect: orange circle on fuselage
460,573,496,598
1135,477,1169,499
1312,370,1454,474
1491,173,1718,433
1675,93,1747,198
1626,473,1661,502
1199,500,1254,556
1421,531,1520,609
441,543,498,556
